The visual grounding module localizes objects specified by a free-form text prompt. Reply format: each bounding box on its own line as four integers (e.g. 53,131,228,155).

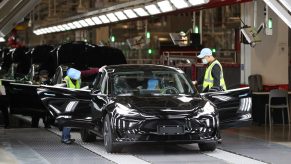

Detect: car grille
142,119,187,132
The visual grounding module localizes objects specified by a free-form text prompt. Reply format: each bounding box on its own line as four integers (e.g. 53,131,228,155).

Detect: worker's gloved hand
192,80,198,85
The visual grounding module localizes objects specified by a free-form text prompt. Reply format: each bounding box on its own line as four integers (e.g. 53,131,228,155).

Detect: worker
194,48,226,143
61,68,81,144
31,69,51,128
193,48,227,92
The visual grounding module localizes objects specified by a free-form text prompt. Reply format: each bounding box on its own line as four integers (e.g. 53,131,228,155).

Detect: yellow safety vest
64,76,81,89
202,60,227,91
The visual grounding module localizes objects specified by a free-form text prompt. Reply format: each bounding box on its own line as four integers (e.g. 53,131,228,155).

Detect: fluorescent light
170,0,189,9
40,29,47,34
41,28,46,33
38,29,43,34
106,13,118,22
44,28,51,33
72,21,82,28
278,0,291,13
264,0,291,28
99,15,110,23
57,25,66,31
133,7,149,17
48,27,55,32
52,26,60,32
145,4,161,15
158,0,174,12
33,30,40,35
78,20,89,27
114,11,127,20
84,18,95,26
188,0,209,6
67,23,77,29
91,16,102,24
62,24,71,30
123,9,138,18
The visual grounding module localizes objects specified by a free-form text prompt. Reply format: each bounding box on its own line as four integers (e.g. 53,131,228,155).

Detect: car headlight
115,103,139,116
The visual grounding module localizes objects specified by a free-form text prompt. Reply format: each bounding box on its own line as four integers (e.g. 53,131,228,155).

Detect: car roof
105,64,181,72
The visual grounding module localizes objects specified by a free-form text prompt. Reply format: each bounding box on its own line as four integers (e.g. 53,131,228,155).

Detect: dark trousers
0,96,9,128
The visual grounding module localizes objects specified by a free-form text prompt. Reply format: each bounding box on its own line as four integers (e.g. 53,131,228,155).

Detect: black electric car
37,64,252,153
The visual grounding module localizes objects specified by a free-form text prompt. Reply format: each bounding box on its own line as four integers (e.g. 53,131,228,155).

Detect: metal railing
126,50,237,65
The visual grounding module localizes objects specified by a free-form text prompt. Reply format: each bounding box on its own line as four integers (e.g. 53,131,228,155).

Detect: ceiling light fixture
43,28,49,33
72,21,82,28
91,16,102,25
33,31,39,35
37,29,42,34
57,25,66,31
67,23,77,29
49,27,56,32
123,9,138,18
106,13,118,22
170,0,189,9
99,15,110,23
114,11,128,20
84,18,96,26
52,26,60,32
158,0,174,12
133,7,149,17
62,24,71,30
78,20,89,27
145,4,161,15
188,0,209,6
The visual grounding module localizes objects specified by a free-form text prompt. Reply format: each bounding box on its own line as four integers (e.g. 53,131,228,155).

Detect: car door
37,72,108,129
201,87,252,129
37,85,96,128
6,82,47,116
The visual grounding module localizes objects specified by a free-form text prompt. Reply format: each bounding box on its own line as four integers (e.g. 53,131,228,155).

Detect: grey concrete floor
1,115,291,164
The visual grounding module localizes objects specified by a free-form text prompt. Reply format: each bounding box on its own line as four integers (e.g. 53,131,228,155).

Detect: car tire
103,114,121,153
198,142,217,151
80,128,96,142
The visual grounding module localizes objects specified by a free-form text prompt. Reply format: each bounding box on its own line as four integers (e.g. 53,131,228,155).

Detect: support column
240,2,253,85
95,26,109,45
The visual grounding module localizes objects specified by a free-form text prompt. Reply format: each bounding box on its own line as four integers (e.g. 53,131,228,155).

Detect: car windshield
111,70,194,96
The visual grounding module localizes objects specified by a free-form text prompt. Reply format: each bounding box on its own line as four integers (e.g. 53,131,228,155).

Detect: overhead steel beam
0,0,41,37
263,0,291,28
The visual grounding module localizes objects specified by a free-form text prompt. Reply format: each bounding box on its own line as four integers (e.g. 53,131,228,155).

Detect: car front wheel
80,128,96,142
103,114,121,153
198,142,217,151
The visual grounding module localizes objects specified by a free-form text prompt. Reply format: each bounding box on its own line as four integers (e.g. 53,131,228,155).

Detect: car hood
113,95,205,115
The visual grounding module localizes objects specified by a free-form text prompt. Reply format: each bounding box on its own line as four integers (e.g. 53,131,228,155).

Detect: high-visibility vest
64,76,81,89
202,60,227,91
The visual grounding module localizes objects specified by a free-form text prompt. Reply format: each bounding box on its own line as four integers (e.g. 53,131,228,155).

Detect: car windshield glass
111,70,194,96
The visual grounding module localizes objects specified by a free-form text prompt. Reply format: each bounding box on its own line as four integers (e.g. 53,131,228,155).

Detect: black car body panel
4,45,54,117
2,42,126,119
202,88,252,129
6,83,47,116
37,64,252,144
